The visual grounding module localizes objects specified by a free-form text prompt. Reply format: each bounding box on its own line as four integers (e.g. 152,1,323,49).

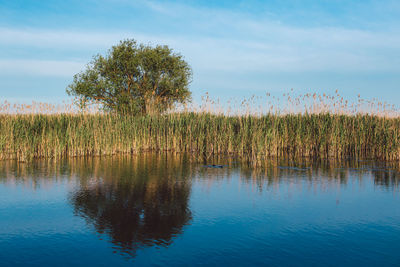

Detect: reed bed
1,111,400,162
1,92,400,162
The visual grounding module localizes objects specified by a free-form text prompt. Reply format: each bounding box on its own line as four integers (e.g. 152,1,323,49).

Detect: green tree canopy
67,39,192,114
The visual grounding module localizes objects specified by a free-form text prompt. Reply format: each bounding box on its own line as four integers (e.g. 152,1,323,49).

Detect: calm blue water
0,155,399,266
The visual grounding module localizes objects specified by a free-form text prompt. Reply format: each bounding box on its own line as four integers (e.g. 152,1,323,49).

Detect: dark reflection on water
0,154,400,266
69,155,193,257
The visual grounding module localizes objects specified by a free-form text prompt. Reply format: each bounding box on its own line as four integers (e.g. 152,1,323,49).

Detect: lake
1,154,399,266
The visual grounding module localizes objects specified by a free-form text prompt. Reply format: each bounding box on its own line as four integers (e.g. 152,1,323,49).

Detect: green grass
1,112,400,162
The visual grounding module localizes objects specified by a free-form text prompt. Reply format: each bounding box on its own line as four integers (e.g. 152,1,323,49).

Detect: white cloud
0,1,399,78
0,27,131,49
0,59,85,77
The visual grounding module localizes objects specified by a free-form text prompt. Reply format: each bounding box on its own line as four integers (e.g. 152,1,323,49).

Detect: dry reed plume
1,91,399,162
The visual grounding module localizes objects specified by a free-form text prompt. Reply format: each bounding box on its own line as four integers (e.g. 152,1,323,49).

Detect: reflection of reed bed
236,157,400,189
0,159,77,189
1,112,400,162
0,153,196,187
0,154,399,191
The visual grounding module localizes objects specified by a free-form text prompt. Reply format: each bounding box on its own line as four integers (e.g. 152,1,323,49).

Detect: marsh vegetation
1,91,399,162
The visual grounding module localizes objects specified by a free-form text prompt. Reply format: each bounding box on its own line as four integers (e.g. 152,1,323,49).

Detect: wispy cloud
0,0,399,101
1,24,398,75
0,27,127,49
0,59,84,77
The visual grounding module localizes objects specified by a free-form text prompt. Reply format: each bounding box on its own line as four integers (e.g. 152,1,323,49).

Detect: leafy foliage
67,39,192,114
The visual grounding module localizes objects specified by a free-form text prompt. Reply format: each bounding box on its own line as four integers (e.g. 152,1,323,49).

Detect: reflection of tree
1,154,400,258
68,154,193,257
2,153,400,261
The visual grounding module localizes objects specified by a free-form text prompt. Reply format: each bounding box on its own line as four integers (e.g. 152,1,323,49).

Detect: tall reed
1,91,399,162
1,111,400,162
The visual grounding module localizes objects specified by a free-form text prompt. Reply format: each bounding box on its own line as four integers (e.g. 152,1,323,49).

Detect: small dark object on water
204,164,224,168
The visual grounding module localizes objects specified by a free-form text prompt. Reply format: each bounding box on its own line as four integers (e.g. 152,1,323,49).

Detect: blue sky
0,0,399,104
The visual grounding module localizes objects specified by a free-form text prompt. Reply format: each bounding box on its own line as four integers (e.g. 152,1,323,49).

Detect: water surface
1,155,400,266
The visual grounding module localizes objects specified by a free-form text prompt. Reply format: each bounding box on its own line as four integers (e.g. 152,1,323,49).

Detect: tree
67,39,192,114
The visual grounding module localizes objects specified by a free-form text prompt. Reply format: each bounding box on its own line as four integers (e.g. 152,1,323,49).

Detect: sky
0,0,399,105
